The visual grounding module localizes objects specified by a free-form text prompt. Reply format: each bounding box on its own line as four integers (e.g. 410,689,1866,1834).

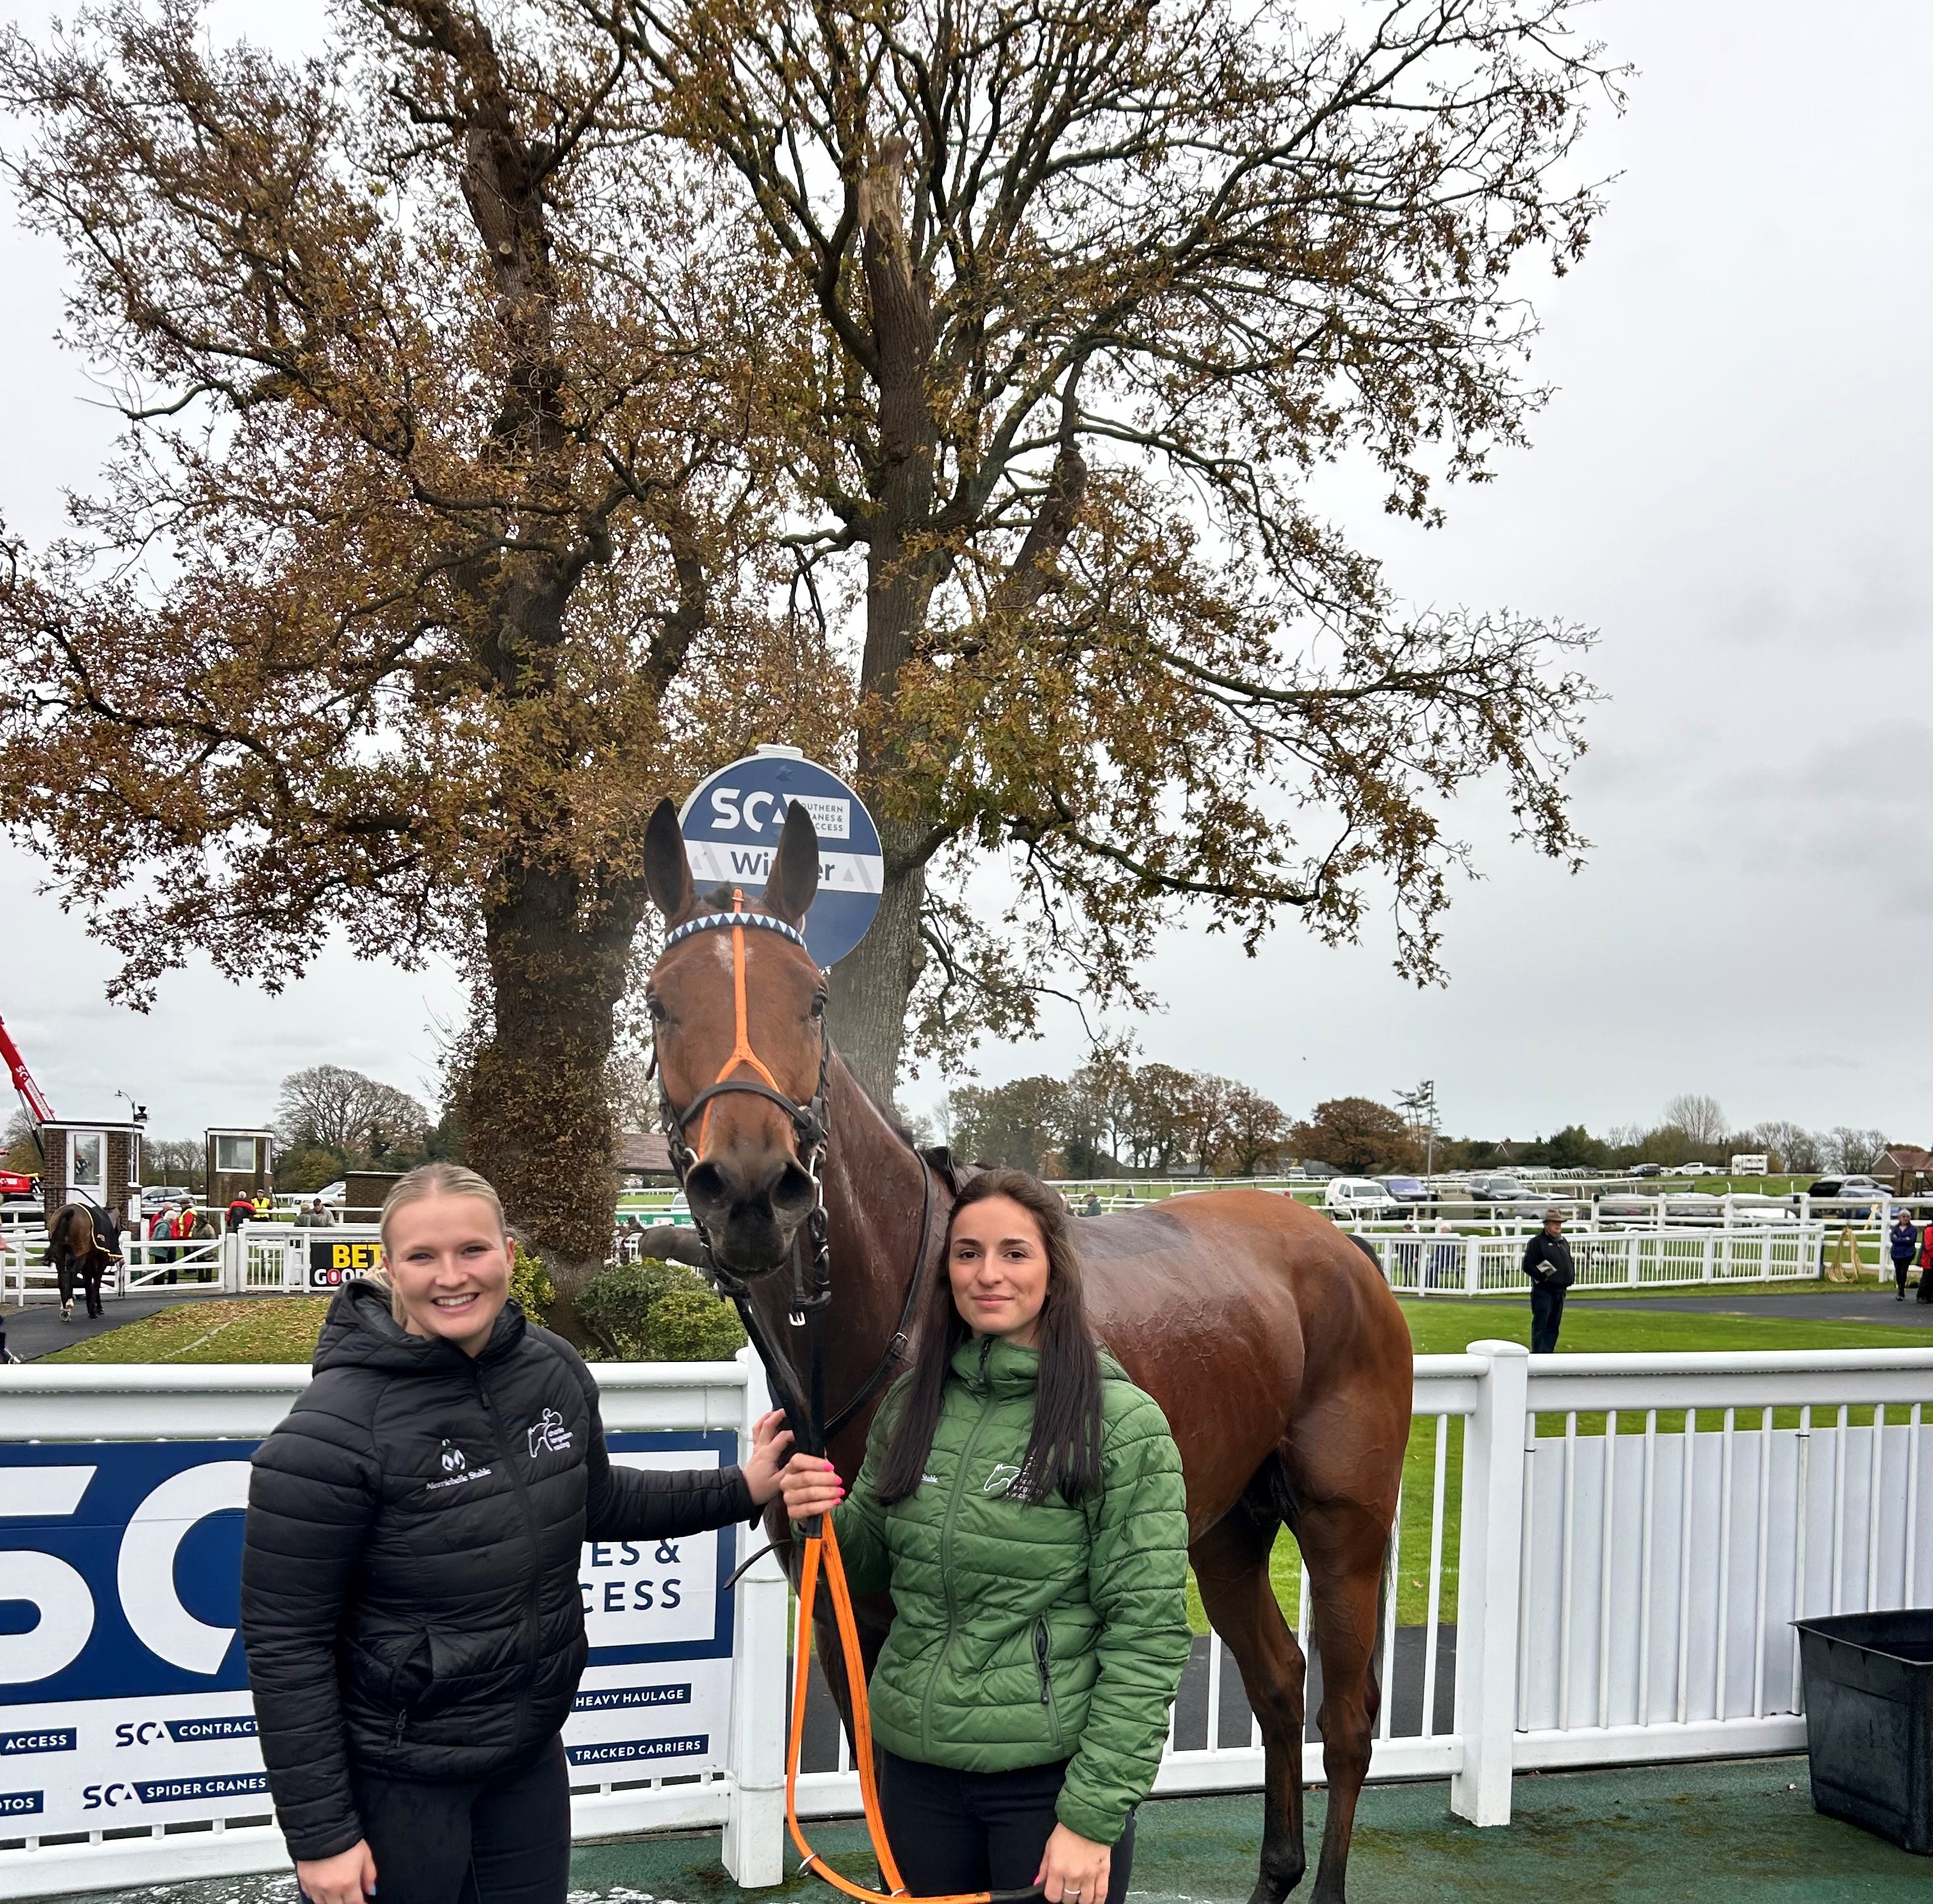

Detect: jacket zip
477,1364,544,1744
1033,1618,1063,1750
920,1338,999,1760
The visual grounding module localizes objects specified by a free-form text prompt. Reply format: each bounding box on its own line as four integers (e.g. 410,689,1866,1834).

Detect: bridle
651,892,935,1454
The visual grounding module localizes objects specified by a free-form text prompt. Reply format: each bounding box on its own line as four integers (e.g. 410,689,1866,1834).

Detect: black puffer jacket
240,1279,752,1860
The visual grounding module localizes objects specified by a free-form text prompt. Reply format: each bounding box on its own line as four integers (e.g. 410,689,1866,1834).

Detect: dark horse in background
641,800,1412,1904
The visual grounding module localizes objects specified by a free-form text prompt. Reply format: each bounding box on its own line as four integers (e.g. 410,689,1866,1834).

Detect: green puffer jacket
824,1334,1191,1846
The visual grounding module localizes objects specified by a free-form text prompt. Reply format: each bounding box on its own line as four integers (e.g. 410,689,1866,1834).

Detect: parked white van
1323,1177,1395,1217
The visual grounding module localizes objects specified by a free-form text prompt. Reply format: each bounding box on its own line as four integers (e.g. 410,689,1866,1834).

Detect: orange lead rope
787,1520,1036,1903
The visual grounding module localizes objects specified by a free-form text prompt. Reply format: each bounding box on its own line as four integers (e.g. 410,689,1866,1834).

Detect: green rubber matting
58,1756,1927,1904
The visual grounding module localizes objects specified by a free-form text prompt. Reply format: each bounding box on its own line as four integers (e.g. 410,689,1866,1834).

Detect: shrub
576,1258,744,1361
645,1286,749,1361
508,1240,554,1327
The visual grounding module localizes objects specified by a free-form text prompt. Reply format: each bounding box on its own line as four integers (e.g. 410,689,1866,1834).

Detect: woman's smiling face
948,1194,1050,1347
382,1192,510,1355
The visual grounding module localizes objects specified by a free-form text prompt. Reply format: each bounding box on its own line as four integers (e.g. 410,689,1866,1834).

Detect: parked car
1680,1162,1711,1176
1596,1194,1658,1226
140,1185,197,1214
314,1180,349,1207
1295,1160,1342,1179
1662,1192,1722,1220
1471,1175,1547,1202
1325,1177,1396,1217
1725,1194,1800,1226
1379,1175,1430,1202
1805,1177,1884,1218
1627,1163,1665,1178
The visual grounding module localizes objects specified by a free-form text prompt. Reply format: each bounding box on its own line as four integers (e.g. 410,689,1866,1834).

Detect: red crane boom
0,1014,55,1127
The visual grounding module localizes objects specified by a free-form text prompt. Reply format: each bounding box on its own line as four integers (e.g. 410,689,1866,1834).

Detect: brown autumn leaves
0,0,1618,1281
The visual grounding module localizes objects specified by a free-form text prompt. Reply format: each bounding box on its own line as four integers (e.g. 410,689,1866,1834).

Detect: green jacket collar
950,1333,1040,1397
947,1334,1133,1395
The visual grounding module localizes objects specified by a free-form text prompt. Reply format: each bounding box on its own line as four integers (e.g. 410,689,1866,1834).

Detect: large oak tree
629,0,1619,1092
0,0,843,1316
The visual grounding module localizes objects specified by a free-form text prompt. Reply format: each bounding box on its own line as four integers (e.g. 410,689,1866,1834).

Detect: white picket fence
1,1343,1930,1893
0,1226,384,1305
1360,1223,1827,1295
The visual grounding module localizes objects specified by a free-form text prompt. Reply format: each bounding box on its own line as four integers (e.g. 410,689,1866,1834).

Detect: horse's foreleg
1192,1509,1309,1904
1298,1498,1391,1904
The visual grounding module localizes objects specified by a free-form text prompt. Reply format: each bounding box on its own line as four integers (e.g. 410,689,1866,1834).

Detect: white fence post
1464,1236,1481,1295
1450,1340,1529,1827
721,1347,787,1887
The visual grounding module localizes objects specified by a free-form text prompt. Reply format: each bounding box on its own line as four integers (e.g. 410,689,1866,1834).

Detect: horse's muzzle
684,1151,817,1274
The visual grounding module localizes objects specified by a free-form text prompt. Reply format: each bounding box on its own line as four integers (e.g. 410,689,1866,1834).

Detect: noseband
652,894,936,1456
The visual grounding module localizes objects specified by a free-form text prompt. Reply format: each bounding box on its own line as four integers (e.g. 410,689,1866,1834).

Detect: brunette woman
780,1169,1191,1904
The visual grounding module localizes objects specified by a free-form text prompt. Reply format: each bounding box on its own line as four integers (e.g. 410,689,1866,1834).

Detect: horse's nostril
771,1163,815,1222
685,1161,730,1213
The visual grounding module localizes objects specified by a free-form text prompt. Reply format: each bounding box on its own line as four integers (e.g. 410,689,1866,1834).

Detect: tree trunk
463,857,644,1346
827,828,927,1104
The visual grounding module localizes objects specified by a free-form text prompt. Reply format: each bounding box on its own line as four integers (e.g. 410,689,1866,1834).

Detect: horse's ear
644,799,697,924
763,800,821,924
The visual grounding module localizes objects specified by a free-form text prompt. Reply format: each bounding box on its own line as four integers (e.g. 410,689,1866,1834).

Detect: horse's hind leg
1192,1505,1309,1904
1297,1497,1392,1904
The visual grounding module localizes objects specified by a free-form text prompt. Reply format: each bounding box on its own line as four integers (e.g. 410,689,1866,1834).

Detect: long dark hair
876,1169,1104,1507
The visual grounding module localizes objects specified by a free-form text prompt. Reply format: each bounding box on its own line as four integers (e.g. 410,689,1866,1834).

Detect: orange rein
788,1520,1011,1904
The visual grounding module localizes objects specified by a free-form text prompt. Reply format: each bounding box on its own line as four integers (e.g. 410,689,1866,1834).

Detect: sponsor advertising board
0,1433,735,1837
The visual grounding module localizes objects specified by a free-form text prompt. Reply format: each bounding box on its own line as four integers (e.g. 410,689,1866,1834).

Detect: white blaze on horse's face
947,1195,1051,1348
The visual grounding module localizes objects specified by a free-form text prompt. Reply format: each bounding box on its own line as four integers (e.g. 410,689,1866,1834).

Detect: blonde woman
240,1164,792,1904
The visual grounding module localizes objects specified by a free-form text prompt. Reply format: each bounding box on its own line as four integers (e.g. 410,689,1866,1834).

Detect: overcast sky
2,0,1929,1149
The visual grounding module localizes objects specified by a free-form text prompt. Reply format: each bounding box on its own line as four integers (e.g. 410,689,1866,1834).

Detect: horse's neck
818,1053,942,1425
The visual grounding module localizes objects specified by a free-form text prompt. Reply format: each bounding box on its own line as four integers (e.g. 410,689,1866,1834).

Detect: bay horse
640,798,1412,1904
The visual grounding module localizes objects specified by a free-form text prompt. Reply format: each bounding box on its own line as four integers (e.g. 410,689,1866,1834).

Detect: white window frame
68,1129,106,1192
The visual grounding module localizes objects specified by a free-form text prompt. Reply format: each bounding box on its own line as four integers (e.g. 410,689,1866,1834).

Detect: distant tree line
936,1074,1902,1181
943,1054,1293,1179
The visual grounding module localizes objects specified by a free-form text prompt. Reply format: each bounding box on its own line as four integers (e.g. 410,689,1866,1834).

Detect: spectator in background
1083,1192,1103,1217
227,1192,256,1233
1522,1210,1575,1354
1919,1221,1933,1306
1889,1211,1919,1302
295,1198,334,1229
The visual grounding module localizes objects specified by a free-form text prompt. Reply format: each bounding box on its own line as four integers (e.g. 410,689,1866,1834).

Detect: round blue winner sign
678,748,883,968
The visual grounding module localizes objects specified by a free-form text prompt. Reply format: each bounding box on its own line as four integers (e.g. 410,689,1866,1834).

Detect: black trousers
879,1750,1134,1903
1896,1258,1914,1296
1530,1282,1566,1354
336,1735,571,1904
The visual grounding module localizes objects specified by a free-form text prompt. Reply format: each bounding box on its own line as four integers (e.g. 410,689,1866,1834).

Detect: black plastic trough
1794,1608,1933,1855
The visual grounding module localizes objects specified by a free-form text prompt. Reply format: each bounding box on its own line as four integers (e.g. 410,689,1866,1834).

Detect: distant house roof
1880,1145,1932,1174
617,1130,675,1178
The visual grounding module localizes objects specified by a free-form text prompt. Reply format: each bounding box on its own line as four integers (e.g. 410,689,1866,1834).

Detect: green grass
1185,1294,1933,1636
42,1298,330,1363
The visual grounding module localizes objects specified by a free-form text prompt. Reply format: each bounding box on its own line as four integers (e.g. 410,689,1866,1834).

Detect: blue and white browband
663,911,810,954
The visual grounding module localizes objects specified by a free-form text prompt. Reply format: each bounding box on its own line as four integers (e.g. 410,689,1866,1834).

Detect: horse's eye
810,994,827,1021
646,996,667,1024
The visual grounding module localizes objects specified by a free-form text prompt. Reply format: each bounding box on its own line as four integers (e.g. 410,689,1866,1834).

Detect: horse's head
642,796,826,1276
